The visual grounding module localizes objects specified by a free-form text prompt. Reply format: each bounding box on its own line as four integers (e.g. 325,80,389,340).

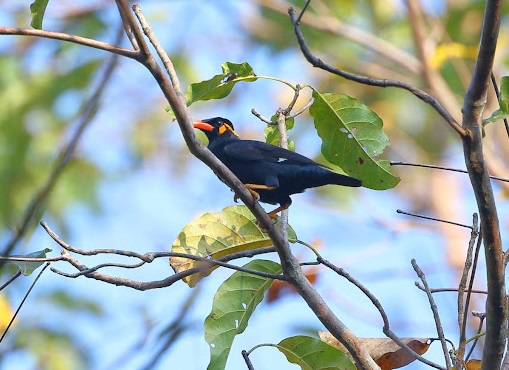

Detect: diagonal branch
127,4,379,369
288,7,466,138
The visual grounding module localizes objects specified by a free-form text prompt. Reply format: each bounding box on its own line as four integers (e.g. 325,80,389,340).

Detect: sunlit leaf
170,205,296,287
30,0,49,29
9,248,51,276
310,91,400,190
278,335,356,370
204,259,281,370
186,62,257,105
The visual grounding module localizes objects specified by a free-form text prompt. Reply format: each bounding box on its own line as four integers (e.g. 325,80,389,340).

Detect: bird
193,117,362,219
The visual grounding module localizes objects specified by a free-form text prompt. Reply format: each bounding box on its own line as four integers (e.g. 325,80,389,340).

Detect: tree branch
460,1,506,369
124,5,379,368
288,7,466,138
0,27,139,60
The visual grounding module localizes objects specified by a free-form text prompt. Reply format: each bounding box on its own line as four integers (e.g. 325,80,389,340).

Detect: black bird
193,117,362,219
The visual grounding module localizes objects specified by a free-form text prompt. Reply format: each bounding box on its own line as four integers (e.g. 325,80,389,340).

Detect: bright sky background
0,1,497,369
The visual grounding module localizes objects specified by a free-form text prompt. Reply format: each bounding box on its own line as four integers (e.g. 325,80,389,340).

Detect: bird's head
193,117,239,142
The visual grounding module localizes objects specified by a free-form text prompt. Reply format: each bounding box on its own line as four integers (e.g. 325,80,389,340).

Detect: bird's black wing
222,140,325,166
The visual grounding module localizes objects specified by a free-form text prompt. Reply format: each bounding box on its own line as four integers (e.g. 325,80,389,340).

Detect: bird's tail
330,172,362,187
306,168,362,188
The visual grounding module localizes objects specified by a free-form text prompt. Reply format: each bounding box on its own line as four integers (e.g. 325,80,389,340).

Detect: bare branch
0,27,138,60
391,161,509,183
396,209,473,230
412,259,452,369
288,7,466,137
133,4,184,104
456,215,480,367
414,285,486,295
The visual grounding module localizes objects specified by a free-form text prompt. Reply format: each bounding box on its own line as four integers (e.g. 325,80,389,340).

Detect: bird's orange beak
193,120,214,132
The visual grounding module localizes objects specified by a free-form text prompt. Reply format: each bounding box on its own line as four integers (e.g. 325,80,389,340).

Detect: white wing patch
277,157,287,163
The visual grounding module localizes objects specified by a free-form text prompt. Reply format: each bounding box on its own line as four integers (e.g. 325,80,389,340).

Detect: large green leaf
310,91,399,190
185,61,258,106
278,336,356,370
204,259,282,370
170,205,296,287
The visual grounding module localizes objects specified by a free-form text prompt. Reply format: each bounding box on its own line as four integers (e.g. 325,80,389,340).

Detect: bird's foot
233,187,260,203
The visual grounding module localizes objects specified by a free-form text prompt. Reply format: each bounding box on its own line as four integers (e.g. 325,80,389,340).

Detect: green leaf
310,91,399,190
170,205,296,287
277,336,356,370
482,109,509,125
30,0,49,29
264,117,295,151
10,248,51,275
204,260,282,370
185,61,258,106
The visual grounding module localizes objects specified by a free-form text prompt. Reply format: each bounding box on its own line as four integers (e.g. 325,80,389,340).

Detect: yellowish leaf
170,205,296,287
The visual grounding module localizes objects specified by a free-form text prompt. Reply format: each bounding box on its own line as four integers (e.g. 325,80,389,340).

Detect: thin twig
287,97,314,119
397,209,473,230
288,7,466,137
414,284,486,295
456,214,480,367
462,226,484,360
412,259,452,369
466,313,486,362
0,27,139,60
0,271,22,291
132,4,184,104
391,161,509,183
0,263,50,343
251,108,275,124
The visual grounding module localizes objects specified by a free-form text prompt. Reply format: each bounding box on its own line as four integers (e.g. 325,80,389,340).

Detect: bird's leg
233,184,277,203
267,203,291,220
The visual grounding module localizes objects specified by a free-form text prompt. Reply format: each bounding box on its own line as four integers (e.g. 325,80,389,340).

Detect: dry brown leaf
465,359,481,370
319,331,431,370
